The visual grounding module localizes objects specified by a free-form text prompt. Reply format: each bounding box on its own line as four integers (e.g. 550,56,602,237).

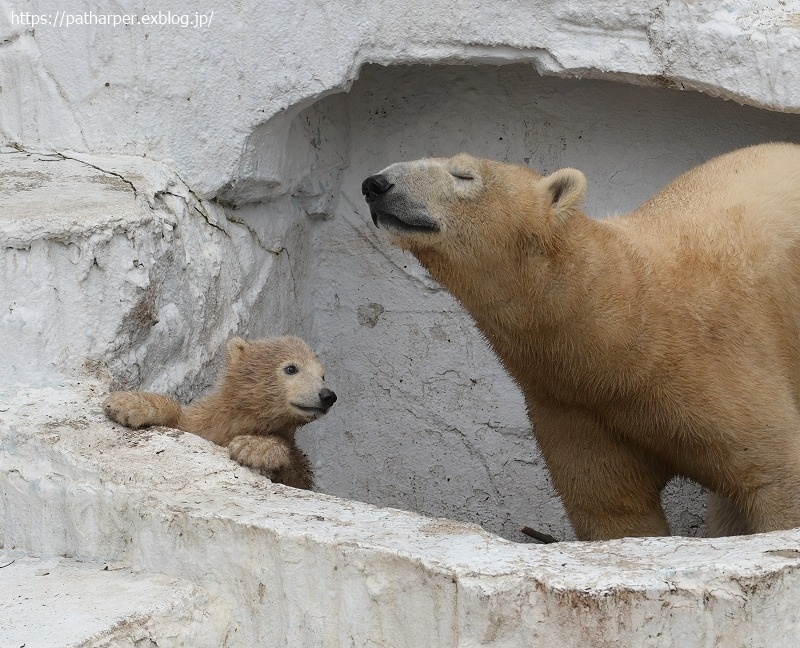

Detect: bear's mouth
370,209,435,233
363,179,440,234
291,403,329,417
369,208,440,234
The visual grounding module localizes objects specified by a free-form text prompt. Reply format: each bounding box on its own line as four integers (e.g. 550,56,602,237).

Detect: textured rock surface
0,551,224,647
0,148,309,396
1,2,799,200
3,382,800,647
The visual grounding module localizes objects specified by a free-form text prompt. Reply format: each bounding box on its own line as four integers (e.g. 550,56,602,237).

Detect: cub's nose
318,388,337,409
361,174,393,202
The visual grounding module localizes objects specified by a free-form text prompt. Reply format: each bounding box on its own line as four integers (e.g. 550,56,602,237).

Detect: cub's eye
283,364,298,375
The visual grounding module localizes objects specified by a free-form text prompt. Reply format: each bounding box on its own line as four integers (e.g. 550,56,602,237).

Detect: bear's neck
411,213,644,405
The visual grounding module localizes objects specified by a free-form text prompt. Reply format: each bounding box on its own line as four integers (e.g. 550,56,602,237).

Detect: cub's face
226,336,337,426
361,153,586,258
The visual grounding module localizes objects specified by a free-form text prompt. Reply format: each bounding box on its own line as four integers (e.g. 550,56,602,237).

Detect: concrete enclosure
3,1,800,645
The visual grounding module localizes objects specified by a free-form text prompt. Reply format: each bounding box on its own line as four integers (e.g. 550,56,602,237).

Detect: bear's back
609,143,800,273
626,142,800,233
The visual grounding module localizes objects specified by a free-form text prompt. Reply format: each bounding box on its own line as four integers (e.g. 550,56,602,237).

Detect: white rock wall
1,551,225,647
0,149,313,399
2,1,800,200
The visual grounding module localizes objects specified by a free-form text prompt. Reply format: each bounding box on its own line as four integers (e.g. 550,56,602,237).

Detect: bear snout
318,388,337,409
361,174,394,202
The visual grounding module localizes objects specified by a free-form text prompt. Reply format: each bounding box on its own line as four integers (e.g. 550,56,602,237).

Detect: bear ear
541,168,587,223
226,337,248,365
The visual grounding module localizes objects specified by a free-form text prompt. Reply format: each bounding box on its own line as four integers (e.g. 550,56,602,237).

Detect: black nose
361,174,393,201
319,388,337,408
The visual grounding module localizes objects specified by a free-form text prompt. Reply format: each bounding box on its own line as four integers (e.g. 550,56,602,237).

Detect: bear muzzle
362,174,440,234
291,388,337,419
362,174,396,228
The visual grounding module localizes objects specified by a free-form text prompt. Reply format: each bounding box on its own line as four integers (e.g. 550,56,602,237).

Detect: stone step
0,551,221,647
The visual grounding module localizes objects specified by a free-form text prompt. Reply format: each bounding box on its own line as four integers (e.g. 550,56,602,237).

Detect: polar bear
362,143,800,540
104,336,337,490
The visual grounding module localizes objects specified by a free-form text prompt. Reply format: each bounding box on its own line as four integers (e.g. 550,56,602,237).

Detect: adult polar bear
362,143,800,541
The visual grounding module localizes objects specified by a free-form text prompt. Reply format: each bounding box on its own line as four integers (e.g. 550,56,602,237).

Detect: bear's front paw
104,392,160,429
227,435,292,473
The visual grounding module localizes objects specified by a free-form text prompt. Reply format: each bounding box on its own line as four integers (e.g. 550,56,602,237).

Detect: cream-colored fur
362,143,800,540
104,336,336,490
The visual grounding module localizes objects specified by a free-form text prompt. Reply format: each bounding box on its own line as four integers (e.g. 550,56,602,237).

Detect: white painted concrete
0,551,224,647
1,1,800,200
0,148,310,397
3,382,800,647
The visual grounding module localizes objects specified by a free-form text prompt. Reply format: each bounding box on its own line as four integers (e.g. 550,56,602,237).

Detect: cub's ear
540,168,586,223
226,337,248,364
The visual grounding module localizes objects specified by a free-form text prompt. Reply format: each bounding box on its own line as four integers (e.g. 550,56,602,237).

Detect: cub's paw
104,392,162,429
227,435,291,473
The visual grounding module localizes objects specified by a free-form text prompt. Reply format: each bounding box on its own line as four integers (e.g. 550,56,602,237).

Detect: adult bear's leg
533,404,671,541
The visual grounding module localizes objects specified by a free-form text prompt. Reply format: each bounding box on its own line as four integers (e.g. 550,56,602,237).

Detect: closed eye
450,171,475,180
